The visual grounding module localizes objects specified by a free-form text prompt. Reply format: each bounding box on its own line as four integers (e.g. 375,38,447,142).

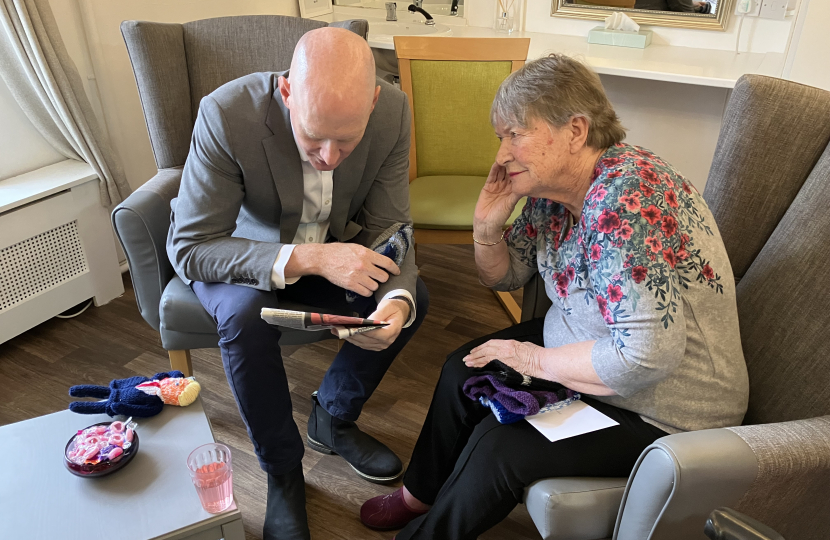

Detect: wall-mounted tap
385,1,397,21
450,0,459,15
408,4,435,25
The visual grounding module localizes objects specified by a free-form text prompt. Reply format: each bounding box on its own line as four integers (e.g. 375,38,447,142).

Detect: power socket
758,0,787,19
735,0,761,17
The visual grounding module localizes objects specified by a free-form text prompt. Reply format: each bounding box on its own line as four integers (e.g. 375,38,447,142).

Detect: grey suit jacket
167,71,417,302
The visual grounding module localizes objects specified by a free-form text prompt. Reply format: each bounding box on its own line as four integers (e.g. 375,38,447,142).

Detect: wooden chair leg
494,290,522,325
168,349,193,377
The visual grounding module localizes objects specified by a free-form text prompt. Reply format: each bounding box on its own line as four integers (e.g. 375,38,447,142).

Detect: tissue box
588,27,652,49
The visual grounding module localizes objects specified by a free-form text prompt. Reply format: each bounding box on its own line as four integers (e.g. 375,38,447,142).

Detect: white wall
784,0,830,91
522,0,793,53
68,0,300,191
463,0,806,186
51,0,109,138
601,75,727,190
0,76,65,181
467,0,795,53
50,0,818,193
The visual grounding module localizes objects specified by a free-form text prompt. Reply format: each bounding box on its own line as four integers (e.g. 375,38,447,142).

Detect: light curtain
0,0,131,206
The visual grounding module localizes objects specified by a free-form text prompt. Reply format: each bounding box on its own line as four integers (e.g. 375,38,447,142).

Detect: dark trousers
192,275,429,476
398,318,667,540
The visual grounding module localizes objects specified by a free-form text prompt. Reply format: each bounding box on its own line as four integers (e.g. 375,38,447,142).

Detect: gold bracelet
472,233,504,246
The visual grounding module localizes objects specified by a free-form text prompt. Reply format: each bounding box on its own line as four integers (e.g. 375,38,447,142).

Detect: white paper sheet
525,400,619,443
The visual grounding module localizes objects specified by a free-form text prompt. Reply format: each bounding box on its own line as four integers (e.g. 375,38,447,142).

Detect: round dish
64,421,140,478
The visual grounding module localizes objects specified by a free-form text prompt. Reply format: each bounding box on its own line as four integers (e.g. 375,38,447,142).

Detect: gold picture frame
551,0,735,31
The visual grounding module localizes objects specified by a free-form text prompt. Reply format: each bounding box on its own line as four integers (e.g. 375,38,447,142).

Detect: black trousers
398,318,667,540
192,275,428,476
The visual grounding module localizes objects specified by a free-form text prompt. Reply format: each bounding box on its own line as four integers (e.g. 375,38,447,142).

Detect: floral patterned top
496,143,748,433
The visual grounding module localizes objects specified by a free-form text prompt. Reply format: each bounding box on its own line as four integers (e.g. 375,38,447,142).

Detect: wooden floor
0,245,537,540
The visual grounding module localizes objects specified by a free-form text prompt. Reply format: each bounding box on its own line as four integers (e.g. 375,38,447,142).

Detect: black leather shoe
307,392,403,484
263,464,311,540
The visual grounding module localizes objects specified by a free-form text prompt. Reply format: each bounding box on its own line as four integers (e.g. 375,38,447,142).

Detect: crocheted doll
69,371,201,418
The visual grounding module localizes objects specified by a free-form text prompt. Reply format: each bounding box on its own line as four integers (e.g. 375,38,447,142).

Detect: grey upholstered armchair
112,16,369,376
520,75,830,540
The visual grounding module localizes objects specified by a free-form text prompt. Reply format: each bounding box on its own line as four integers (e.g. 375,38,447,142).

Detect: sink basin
346,0,464,16
420,3,464,16
368,21,453,46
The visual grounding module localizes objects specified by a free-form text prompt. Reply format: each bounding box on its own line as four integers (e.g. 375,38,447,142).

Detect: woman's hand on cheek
474,162,522,236
463,339,543,376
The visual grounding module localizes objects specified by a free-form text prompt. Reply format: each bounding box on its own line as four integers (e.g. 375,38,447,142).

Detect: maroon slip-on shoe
360,487,427,531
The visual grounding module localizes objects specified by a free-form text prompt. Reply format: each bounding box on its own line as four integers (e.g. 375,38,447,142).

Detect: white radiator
0,221,90,313
0,161,123,344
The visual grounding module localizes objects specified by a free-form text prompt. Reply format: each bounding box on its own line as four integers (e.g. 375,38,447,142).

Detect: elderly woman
360,54,749,539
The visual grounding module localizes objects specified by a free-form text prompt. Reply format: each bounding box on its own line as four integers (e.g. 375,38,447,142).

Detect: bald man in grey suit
167,28,428,539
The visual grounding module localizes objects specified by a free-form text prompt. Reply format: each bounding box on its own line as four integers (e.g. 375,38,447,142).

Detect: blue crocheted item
68,371,184,418
479,396,525,425
346,223,413,303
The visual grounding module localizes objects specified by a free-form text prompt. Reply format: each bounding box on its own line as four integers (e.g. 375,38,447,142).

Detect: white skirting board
0,160,124,344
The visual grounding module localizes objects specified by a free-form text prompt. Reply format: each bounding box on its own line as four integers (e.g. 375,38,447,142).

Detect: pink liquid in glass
192,462,234,513
187,443,234,513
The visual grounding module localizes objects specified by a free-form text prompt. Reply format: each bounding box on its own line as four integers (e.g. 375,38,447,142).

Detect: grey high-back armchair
112,16,369,376
520,75,830,540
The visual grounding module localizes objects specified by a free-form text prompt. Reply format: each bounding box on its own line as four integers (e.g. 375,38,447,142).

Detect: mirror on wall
553,0,734,30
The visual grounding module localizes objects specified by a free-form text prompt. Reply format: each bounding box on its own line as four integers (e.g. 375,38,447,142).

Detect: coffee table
0,397,244,540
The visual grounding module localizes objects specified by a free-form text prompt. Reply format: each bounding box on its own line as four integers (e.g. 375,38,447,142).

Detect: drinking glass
187,443,234,513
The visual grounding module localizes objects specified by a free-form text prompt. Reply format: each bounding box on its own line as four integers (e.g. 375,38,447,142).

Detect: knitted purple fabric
463,375,570,416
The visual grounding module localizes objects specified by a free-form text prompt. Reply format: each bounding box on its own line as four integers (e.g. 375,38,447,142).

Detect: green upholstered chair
394,36,530,323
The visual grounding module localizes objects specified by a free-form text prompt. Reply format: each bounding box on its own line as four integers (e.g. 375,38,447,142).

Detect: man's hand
288,243,400,297
462,339,543,377
341,297,409,352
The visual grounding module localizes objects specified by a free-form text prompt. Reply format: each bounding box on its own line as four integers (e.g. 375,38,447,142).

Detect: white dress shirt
270,128,416,326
